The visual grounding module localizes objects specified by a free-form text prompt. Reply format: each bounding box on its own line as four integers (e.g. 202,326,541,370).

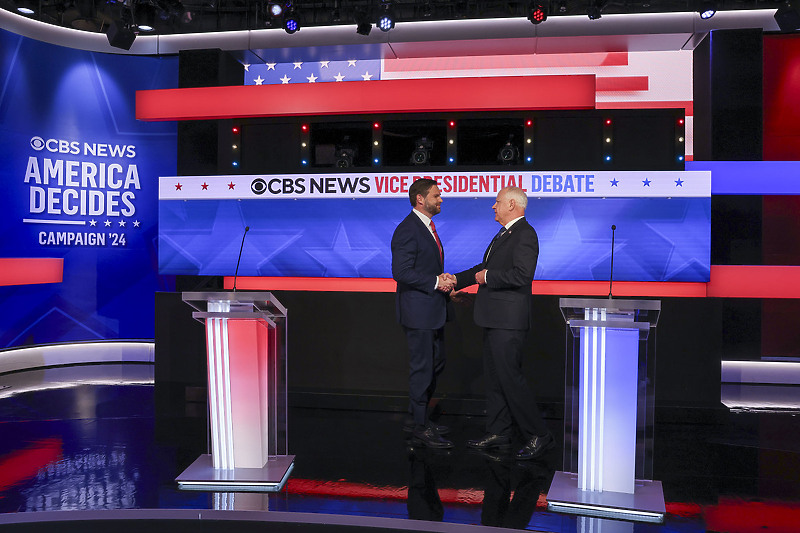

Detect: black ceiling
0,0,788,37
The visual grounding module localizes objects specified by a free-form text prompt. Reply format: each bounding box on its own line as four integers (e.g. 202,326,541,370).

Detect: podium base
176,454,295,492
546,471,665,523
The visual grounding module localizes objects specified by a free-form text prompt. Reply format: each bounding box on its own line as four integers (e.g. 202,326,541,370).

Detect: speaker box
775,6,800,32
107,21,136,50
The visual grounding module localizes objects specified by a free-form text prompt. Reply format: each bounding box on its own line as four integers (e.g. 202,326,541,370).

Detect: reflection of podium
546,298,665,523
176,292,294,491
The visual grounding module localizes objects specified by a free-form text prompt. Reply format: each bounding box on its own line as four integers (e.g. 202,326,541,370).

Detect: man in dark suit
453,186,554,460
391,178,455,449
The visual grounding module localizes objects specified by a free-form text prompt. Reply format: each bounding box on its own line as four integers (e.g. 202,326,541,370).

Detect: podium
546,298,665,523
175,292,294,492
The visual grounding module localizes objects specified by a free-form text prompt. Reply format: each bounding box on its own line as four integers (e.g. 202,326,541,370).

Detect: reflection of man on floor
391,178,454,449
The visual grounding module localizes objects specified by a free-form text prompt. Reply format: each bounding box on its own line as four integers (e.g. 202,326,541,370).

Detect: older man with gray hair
452,186,554,460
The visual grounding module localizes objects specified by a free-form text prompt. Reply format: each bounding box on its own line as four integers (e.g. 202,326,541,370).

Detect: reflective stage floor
1,363,800,533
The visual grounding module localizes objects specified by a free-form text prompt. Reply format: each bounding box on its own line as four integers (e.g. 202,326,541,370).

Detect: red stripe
0,258,63,286
595,76,649,92
225,266,800,299
383,51,629,72
596,100,693,116
136,76,596,121
0,438,63,493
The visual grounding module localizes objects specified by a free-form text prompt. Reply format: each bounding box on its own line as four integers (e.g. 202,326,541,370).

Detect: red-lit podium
176,292,293,492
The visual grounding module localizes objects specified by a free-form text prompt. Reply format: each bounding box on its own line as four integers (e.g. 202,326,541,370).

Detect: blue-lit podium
547,298,665,523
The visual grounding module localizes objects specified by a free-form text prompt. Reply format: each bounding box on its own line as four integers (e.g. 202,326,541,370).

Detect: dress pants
483,328,547,439
404,327,446,427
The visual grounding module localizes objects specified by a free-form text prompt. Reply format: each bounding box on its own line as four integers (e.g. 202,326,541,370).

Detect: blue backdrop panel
0,28,177,347
158,197,710,282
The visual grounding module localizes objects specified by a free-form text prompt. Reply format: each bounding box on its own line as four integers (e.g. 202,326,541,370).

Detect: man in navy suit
453,186,554,460
391,178,455,449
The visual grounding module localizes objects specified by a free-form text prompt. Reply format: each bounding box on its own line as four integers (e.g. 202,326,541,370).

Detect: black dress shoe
412,427,455,449
515,432,555,460
466,433,512,450
403,420,450,435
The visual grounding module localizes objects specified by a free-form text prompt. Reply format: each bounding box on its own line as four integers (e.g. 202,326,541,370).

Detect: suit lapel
411,212,443,267
485,219,525,263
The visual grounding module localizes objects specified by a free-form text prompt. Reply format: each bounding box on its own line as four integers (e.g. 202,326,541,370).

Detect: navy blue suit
454,218,547,439
391,211,452,427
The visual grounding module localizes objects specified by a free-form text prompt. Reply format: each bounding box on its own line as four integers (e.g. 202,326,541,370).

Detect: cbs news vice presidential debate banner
159,170,711,282
0,27,177,347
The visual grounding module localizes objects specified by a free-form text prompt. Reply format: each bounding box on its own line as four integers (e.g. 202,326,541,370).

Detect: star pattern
307,73,318,83
244,59,382,85
254,75,264,85
334,73,345,82
303,222,381,277
293,61,303,69
280,75,291,84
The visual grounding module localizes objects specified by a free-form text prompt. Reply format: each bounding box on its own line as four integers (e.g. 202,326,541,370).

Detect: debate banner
159,171,711,282
0,28,178,347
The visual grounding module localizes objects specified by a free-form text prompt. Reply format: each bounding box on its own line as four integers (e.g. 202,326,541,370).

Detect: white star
293,61,303,69
307,73,318,83
280,75,291,84
133,220,141,228
334,72,345,82
320,60,330,68
243,63,250,71
89,219,97,227
347,59,357,67
104,220,111,227
254,75,264,85
362,71,373,81
119,220,126,227
266,62,276,70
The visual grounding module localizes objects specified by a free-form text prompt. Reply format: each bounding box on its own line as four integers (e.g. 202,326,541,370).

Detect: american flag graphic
244,50,694,158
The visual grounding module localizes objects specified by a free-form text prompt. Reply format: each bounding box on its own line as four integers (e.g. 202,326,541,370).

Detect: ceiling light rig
528,3,548,24
282,2,300,33
587,0,606,20
698,0,717,19
377,0,395,32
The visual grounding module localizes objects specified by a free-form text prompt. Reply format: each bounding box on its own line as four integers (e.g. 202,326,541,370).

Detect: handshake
436,273,457,293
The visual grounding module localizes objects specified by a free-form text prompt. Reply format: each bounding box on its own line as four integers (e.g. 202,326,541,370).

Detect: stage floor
1,363,800,532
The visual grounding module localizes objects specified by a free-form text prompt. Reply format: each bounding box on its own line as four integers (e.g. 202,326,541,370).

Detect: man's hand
475,269,487,285
437,273,456,293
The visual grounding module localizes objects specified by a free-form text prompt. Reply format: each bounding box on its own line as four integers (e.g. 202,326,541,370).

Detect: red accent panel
228,266,800,299
0,258,63,286
0,438,63,493
595,100,693,116
764,34,800,161
382,51,628,72
707,266,800,299
595,76,649,92
136,76,596,121
705,498,800,533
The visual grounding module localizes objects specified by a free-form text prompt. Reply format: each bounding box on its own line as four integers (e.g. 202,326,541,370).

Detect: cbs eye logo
30,137,45,151
251,178,267,195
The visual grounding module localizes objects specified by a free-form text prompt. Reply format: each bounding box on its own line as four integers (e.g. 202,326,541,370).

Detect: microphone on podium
232,226,250,292
608,224,616,299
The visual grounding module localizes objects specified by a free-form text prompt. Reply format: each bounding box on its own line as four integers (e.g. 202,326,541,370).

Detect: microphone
232,226,250,292
608,224,616,299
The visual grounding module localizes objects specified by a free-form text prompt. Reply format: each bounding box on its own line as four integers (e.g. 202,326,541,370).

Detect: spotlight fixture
587,0,605,20
377,1,395,32
268,2,283,17
335,137,358,168
556,0,567,13
528,3,547,24
698,0,716,19
498,136,520,164
282,3,300,33
422,0,433,17
774,2,800,31
355,8,371,35
411,137,433,165
135,1,157,32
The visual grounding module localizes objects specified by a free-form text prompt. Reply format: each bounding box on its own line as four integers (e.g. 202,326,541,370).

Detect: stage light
268,2,283,16
449,120,456,128
17,6,34,14
355,8,371,35
698,1,716,19
526,120,533,127
498,136,520,164
411,137,433,165
605,119,612,125
283,5,300,33
557,0,567,13
587,0,604,20
107,20,136,50
335,136,357,168
775,3,800,31
301,124,309,132
373,122,381,129
135,1,156,32
528,4,547,24
422,0,432,17
377,1,395,32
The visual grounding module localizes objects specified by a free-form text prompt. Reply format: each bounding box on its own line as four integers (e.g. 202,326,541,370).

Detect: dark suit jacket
454,217,538,330
391,211,452,330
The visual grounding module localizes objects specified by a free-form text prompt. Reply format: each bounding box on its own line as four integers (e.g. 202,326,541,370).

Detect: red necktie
430,220,443,263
